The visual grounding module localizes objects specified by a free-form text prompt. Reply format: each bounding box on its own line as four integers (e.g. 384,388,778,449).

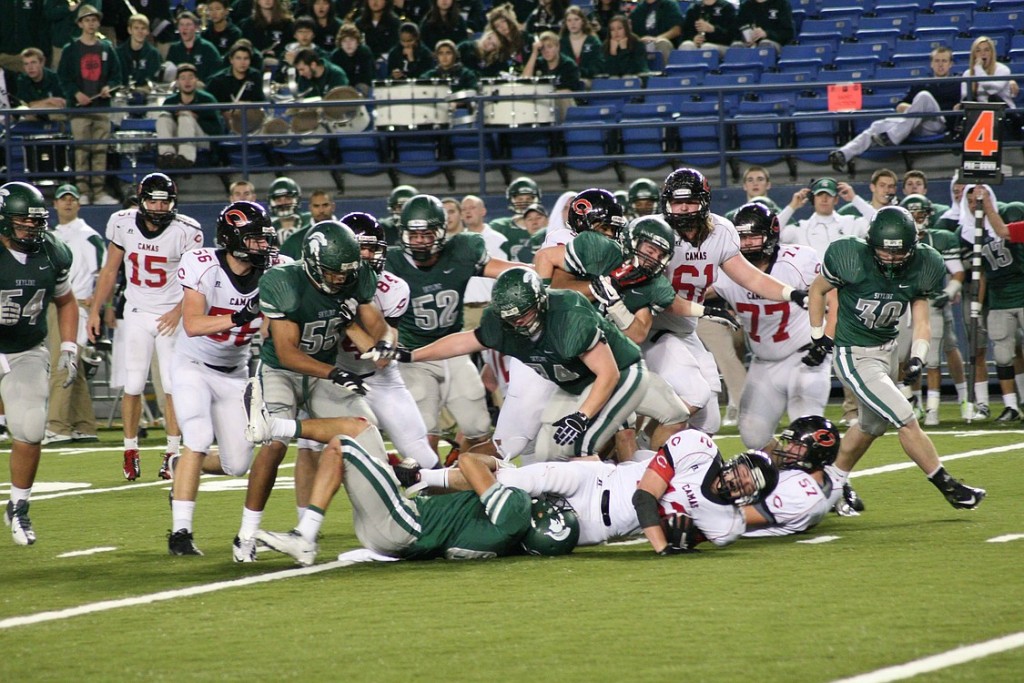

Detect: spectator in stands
207,40,266,109
387,22,434,79
588,0,621,41
310,0,342,52
560,5,602,81
168,12,225,86
629,0,683,67
487,4,529,73
156,63,225,169
419,0,470,51
44,184,104,445
679,0,738,58
295,48,351,94
838,168,898,219
202,0,244,56
526,0,567,38
830,46,960,173
422,39,478,91
733,0,793,52
0,0,46,74
778,177,871,255
523,29,582,117
354,0,403,60
442,196,463,236
330,23,376,95
15,48,66,113
903,170,949,227
229,179,258,202
58,4,123,206
599,14,646,77
240,0,297,67
725,165,779,220
116,14,165,90
284,16,329,66
961,36,1021,137
458,30,505,78
44,0,82,69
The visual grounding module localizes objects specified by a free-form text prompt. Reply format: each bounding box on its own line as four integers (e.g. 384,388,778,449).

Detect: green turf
1,407,1022,682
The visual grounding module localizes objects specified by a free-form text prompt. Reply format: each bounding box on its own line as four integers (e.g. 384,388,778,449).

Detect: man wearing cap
167,12,223,86
44,185,106,445
778,178,872,257
156,63,225,169
57,3,123,206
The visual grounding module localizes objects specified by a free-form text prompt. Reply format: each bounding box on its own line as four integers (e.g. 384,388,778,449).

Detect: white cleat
232,534,258,563
243,376,272,445
924,409,940,426
254,529,318,567
5,500,37,546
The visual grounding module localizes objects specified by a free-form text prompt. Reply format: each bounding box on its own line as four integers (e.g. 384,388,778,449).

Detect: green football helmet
506,176,541,214
400,194,447,263
520,497,580,556
491,267,547,337
866,206,918,278
627,177,659,217
1000,201,1024,224
387,185,419,218
749,195,781,213
0,181,49,252
268,177,301,219
623,215,674,277
899,193,934,230
302,220,361,294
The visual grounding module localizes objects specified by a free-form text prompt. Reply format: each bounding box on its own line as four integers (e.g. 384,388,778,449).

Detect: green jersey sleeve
42,232,73,285
480,483,532,538
563,231,624,278
258,263,302,318
913,244,946,299
822,237,866,288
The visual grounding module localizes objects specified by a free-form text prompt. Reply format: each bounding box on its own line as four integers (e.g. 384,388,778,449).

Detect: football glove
903,356,924,385
57,344,78,389
230,297,261,327
789,288,810,310
608,262,651,290
701,299,740,331
360,338,398,363
327,367,368,395
552,411,589,446
589,274,622,310
337,301,356,327
393,347,414,363
800,335,834,367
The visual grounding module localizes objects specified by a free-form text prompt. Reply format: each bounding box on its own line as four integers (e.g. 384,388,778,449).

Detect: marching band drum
372,79,451,130
481,76,556,127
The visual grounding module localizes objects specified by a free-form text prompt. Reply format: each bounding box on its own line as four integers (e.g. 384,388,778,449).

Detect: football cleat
924,409,939,426
167,529,204,556
232,535,258,563
243,376,272,445
829,150,847,173
444,446,461,468
843,482,865,512
833,499,860,517
41,430,73,445
123,449,141,481
254,529,318,567
931,471,987,510
960,401,974,421
722,404,739,427
391,457,422,487
158,452,177,480
4,500,36,546
975,404,990,420
994,406,1020,423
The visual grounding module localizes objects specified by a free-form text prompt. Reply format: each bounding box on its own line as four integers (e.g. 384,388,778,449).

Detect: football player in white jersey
711,203,835,451
645,168,810,434
87,173,204,482
167,201,284,556
742,416,846,538
632,430,779,553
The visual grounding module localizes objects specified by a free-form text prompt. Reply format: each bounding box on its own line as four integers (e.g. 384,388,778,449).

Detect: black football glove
327,367,368,395
552,411,589,446
589,274,622,310
337,301,356,327
789,288,809,310
231,297,262,327
801,335,834,367
701,298,740,331
903,357,924,385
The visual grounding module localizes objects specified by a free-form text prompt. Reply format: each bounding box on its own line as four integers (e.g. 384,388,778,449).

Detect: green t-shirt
563,231,676,314
258,260,378,368
401,484,532,560
385,232,489,348
272,212,313,245
476,288,642,395
0,233,73,353
822,237,945,346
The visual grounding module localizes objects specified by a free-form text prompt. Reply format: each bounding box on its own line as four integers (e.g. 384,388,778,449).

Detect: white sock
296,507,324,542
1002,394,1019,411
975,382,990,406
124,436,139,450
238,507,263,539
296,506,306,524
9,485,31,505
955,382,968,403
418,468,450,489
926,391,941,411
166,434,182,453
171,500,195,533
270,417,298,440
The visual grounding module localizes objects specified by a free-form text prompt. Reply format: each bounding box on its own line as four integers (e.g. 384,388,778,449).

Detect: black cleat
843,482,865,512
829,150,847,173
930,470,986,510
994,406,1020,423
390,456,422,488
168,529,204,556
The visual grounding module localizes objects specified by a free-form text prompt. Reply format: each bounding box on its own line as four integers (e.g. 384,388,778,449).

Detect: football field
1,409,1022,682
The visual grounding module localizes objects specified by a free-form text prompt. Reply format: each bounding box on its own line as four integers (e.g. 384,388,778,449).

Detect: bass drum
482,77,556,127
320,86,371,133
372,79,450,130
226,107,267,135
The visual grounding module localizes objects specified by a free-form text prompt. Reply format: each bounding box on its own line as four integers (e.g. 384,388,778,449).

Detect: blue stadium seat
928,1,975,20
619,103,675,170
502,129,555,174
872,1,927,17
823,66,877,83
777,43,835,73
645,75,703,107
761,70,819,98
816,6,862,22
799,17,859,42
791,98,837,164
719,46,777,75
703,72,761,113
562,104,618,172
666,48,721,71
336,130,386,176
859,15,914,37
675,100,722,162
966,11,1022,53
833,41,894,71
733,99,790,166
588,77,643,108
661,63,710,83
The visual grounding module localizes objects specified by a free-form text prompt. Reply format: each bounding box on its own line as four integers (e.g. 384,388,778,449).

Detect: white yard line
850,442,1024,479
986,534,1024,543
57,547,118,558
831,631,1024,683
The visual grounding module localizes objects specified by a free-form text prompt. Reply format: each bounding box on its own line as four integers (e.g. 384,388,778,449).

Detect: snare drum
113,130,157,155
289,109,329,146
226,107,267,135
22,134,72,175
372,79,450,130
321,86,371,133
482,77,556,127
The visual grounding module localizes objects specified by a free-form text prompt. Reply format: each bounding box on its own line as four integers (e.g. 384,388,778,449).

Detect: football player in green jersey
385,194,521,457
805,206,986,511
268,177,313,243
253,418,579,565
489,176,542,242
380,184,418,247
627,178,659,219
0,182,79,546
234,219,392,561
